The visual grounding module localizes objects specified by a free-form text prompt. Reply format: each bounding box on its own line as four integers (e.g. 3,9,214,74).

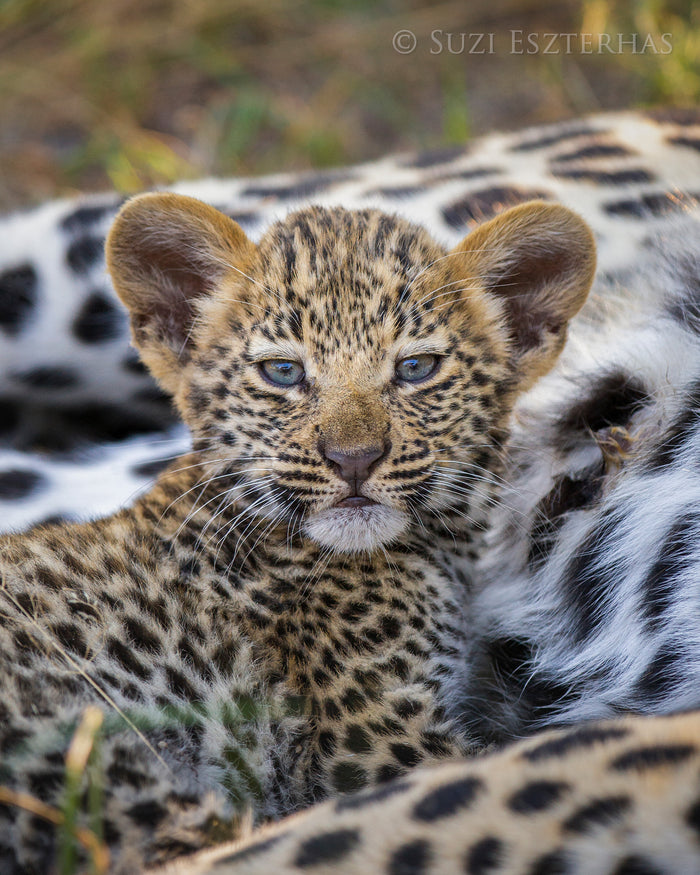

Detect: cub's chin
303,504,411,554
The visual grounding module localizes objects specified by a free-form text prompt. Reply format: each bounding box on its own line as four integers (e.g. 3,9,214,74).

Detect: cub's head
107,196,594,554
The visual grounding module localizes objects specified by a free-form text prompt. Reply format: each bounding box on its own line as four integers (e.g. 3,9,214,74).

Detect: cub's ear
453,201,596,390
106,193,256,395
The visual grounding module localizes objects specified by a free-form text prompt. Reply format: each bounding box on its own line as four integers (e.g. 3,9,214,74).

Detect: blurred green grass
0,0,698,209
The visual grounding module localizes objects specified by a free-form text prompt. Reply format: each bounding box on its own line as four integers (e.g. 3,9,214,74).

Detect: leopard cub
0,195,594,872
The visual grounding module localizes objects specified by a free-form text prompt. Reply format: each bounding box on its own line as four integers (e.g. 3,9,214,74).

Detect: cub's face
182,209,512,554
107,199,595,554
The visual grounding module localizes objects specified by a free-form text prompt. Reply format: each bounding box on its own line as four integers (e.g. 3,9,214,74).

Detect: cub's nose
323,442,389,492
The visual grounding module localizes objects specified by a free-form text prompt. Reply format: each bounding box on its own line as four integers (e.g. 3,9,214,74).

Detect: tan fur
453,202,596,390
106,193,257,396
0,198,594,872
156,709,700,875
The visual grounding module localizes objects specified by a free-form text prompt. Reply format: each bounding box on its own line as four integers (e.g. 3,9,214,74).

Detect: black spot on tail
213,834,285,865
443,166,502,181
34,514,70,527
611,743,695,771
388,839,432,875
412,776,482,822
523,724,629,762
0,264,37,336
57,401,173,443
293,829,361,867
134,385,171,406
122,353,148,375
563,795,631,832
335,778,412,812
465,836,504,874
508,780,569,813
527,849,571,874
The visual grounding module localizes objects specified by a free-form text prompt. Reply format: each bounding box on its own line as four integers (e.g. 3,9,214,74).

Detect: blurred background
1,0,698,211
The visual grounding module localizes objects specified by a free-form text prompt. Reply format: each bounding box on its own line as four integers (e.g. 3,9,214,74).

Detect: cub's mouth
334,496,379,508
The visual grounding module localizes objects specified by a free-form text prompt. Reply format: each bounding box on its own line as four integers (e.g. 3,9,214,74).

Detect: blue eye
259,360,305,387
395,354,440,383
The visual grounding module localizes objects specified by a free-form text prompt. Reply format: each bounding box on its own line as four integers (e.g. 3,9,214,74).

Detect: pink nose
323,443,389,493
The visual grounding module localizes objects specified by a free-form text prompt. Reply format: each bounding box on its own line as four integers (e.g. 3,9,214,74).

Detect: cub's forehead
246,206,456,352
256,206,446,293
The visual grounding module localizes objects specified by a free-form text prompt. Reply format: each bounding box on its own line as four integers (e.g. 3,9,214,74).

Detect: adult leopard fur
463,211,700,740
156,709,700,875
0,195,594,872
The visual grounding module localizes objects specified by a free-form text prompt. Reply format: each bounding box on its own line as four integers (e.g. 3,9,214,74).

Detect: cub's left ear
453,201,596,389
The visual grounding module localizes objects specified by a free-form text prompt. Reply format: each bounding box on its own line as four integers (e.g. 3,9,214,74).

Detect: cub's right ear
451,201,596,391
106,193,256,395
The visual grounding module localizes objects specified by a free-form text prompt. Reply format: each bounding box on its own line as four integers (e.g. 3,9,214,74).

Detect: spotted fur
3,110,700,875
3,108,700,534
0,196,594,872
157,710,700,875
